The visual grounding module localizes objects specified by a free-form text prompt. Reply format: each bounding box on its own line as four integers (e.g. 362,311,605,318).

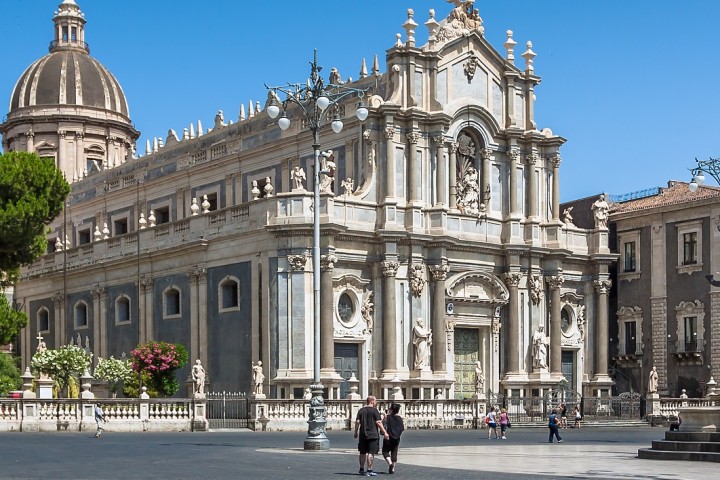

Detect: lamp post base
303,382,330,451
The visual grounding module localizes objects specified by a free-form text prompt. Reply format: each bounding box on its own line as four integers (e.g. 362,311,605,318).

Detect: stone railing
658,397,715,419
249,398,483,432
0,398,204,433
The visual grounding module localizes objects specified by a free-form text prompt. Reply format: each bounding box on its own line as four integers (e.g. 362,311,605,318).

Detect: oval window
561,308,571,334
338,292,355,323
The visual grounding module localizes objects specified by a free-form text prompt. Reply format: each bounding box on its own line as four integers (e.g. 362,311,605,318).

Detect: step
651,440,720,453
665,431,720,443
638,448,720,463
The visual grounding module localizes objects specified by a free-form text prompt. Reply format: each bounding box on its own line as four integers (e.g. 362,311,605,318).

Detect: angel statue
291,166,306,191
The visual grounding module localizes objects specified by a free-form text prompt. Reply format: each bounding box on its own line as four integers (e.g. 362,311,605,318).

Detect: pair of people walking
485,406,510,439
354,396,404,476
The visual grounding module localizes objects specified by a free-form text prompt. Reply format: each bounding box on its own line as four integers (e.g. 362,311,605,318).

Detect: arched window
115,296,131,324
219,277,239,311
37,308,50,333
164,287,181,318
75,302,88,328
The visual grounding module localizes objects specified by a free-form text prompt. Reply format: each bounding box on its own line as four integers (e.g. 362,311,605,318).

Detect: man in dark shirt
354,395,389,476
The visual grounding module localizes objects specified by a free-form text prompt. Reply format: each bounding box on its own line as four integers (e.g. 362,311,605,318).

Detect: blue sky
2,0,718,202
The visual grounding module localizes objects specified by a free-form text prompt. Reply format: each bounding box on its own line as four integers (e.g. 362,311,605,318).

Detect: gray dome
10,51,130,118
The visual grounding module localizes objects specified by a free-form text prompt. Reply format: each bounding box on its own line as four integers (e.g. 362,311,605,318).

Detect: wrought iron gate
207,391,250,429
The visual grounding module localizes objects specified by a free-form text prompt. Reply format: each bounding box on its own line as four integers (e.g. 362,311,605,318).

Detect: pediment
446,271,508,304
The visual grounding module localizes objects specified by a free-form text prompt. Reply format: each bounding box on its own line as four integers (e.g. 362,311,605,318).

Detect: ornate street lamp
266,50,368,451
688,157,720,192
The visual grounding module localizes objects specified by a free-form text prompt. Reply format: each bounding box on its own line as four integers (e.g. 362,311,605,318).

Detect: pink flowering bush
130,341,188,397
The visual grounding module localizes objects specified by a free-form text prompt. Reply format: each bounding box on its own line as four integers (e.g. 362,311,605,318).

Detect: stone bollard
21,368,35,399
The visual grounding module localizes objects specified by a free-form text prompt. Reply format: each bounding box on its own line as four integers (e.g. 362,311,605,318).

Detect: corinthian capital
503,272,522,287
429,264,450,281
593,279,612,294
381,260,399,277
406,132,421,144
320,254,338,272
384,126,396,140
546,275,565,290
508,147,521,162
481,148,494,160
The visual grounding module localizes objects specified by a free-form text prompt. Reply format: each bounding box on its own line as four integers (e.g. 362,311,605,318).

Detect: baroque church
3,0,617,400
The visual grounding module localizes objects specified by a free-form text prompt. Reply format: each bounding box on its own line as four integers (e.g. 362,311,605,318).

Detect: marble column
527,152,538,218
52,292,64,348
320,254,338,372
433,136,446,206
381,260,399,373
90,285,106,360
594,279,612,377
551,154,561,221
547,275,565,375
25,130,35,153
75,132,84,177
508,147,520,216
140,277,154,344
384,126,396,200
407,132,421,203
429,264,450,373
187,266,207,365
448,141,458,209
481,148,493,210
503,273,522,373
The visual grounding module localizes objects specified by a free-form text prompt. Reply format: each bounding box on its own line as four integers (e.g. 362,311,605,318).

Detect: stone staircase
638,431,720,463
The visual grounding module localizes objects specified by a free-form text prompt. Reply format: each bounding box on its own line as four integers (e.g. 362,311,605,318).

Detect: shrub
130,341,188,397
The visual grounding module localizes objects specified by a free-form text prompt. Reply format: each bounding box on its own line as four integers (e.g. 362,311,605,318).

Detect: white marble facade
4,1,615,399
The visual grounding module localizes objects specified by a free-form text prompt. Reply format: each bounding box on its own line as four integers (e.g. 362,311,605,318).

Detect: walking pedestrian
499,408,510,439
94,403,107,438
382,403,404,474
559,403,568,429
486,406,499,439
354,395,390,477
548,409,563,443
573,405,582,429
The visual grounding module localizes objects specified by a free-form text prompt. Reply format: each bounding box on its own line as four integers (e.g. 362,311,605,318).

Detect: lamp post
688,156,720,192
266,50,368,451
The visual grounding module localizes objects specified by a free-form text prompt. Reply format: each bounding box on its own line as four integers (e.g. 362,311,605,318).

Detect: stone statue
648,366,658,394
529,275,543,306
531,325,549,370
191,359,206,396
252,361,265,395
341,177,354,196
412,318,432,370
475,361,485,394
562,206,574,226
591,194,610,229
291,166,306,190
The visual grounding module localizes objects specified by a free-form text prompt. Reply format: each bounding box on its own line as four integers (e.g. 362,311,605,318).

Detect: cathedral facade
3,1,616,399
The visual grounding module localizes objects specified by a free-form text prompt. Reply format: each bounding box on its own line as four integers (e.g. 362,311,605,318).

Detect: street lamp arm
690,156,720,185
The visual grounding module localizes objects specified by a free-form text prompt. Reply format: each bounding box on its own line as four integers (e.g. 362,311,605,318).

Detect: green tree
31,344,92,398
0,354,21,396
0,151,70,287
0,294,27,345
94,356,134,395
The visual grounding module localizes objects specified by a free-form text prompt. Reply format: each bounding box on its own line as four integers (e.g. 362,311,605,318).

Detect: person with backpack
486,406,499,439
548,409,563,443
382,403,405,474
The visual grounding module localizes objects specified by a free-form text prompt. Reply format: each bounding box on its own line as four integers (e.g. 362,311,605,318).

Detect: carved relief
446,271,510,304
593,279,612,294
503,272,522,288
410,263,426,297
529,275,543,305
463,52,480,81
287,255,307,272
384,126,395,140
436,0,484,44
445,319,456,351
361,290,374,334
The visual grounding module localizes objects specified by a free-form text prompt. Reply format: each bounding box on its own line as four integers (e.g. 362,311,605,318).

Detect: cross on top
36,332,44,344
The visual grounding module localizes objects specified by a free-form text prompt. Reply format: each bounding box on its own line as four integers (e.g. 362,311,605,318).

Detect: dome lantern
50,0,89,54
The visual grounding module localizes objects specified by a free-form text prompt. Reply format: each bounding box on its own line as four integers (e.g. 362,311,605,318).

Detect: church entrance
334,343,359,399
453,328,479,399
